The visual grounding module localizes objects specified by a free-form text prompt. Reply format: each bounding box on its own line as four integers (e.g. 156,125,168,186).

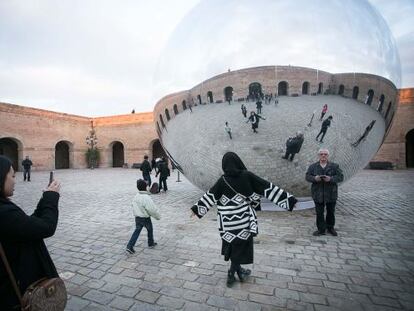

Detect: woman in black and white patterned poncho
191,152,297,287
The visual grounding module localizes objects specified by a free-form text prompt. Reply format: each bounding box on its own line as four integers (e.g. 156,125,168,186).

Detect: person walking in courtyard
305,149,343,236
282,131,304,161
256,100,263,114
21,155,33,182
140,155,152,186
126,179,160,254
225,122,232,140
155,157,170,193
246,111,265,133
190,152,297,287
351,120,376,147
241,104,247,118
315,115,333,143
0,155,65,310
319,104,328,120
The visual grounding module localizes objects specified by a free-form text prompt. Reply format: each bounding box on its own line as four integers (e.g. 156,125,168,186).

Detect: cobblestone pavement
11,168,414,311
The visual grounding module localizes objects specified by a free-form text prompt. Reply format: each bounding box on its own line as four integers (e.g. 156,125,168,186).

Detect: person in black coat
315,115,333,143
305,149,344,236
256,100,263,114
140,155,152,186
282,131,305,161
21,156,33,182
246,111,265,133
0,155,62,310
191,152,297,287
155,157,170,192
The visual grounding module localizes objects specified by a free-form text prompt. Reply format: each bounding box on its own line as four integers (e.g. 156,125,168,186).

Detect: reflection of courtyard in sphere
162,95,385,196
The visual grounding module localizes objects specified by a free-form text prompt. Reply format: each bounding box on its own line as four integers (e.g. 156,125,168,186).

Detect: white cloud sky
0,0,412,116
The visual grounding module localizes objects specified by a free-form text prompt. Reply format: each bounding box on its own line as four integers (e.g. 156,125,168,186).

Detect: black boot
236,267,251,282
226,270,236,287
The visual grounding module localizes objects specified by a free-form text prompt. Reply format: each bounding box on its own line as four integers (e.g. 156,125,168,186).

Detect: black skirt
221,235,254,264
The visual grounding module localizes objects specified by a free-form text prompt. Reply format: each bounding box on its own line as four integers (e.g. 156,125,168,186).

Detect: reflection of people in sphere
320,104,328,121
225,122,232,140
305,149,344,237
351,120,376,147
283,132,304,161
190,152,297,287
316,115,333,143
246,111,265,133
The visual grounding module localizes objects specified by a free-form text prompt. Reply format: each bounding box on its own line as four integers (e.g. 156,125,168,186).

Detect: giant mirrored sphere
153,0,400,196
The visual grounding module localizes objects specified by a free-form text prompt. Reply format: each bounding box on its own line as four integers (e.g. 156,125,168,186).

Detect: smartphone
48,171,54,186
320,175,327,179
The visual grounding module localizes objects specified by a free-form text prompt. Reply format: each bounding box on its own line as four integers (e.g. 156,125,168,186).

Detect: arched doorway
302,82,309,95
197,95,202,105
55,141,71,169
378,94,385,112
165,109,171,121
352,86,359,99
338,84,344,95
173,104,178,115
151,139,168,162
182,100,187,110
207,91,213,103
224,86,233,102
318,83,323,94
0,137,20,171
160,115,165,128
366,89,374,105
278,81,288,96
249,82,262,100
112,141,124,167
406,129,414,168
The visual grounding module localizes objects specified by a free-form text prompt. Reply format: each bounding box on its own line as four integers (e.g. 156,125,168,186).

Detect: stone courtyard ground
12,168,414,311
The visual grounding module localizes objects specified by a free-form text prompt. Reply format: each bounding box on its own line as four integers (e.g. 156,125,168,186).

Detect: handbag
0,243,67,311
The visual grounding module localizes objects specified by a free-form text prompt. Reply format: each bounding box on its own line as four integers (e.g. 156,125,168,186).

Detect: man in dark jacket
140,155,152,186
21,156,33,181
155,157,170,192
305,148,344,236
315,115,333,143
282,131,304,161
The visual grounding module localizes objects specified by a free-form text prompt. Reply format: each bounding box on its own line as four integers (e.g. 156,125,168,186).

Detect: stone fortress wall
0,102,157,170
373,88,414,168
153,66,399,135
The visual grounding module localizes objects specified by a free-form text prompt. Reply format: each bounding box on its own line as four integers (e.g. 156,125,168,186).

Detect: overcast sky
0,0,413,117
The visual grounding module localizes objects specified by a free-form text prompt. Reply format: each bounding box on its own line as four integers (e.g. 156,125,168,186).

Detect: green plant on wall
86,148,100,169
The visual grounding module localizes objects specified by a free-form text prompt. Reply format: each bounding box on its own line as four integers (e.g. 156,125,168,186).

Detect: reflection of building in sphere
153,0,401,102
154,66,398,195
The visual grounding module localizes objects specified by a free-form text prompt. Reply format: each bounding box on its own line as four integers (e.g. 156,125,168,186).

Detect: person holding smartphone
305,148,344,236
0,155,63,310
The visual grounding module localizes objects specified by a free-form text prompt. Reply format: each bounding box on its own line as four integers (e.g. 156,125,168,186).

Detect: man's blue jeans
127,217,154,249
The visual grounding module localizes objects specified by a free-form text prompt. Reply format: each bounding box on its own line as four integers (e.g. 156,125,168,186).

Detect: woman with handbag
190,152,298,287
0,155,66,310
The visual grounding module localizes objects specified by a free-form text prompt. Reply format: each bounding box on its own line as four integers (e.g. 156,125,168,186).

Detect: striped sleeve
248,171,297,211
263,183,297,211
191,191,218,218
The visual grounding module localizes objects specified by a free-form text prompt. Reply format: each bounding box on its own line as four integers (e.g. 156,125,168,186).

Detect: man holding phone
305,148,344,236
